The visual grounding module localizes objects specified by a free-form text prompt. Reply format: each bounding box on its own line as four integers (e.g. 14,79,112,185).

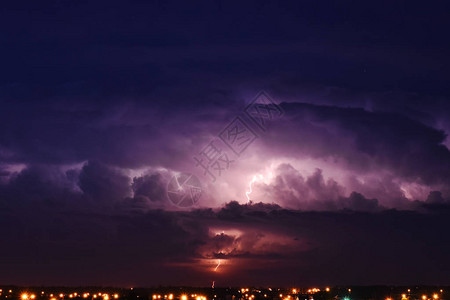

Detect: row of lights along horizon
0,287,447,300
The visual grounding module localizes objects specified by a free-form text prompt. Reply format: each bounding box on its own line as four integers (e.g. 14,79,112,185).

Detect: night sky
1,0,450,287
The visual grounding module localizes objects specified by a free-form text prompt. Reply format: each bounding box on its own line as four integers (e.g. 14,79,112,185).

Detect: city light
3,286,446,300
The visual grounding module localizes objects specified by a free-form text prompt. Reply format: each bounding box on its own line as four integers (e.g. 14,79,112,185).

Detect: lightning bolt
245,174,263,203
214,259,221,271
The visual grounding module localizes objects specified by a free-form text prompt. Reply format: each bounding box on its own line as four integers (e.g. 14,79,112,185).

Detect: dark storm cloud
0,165,79,210
132,173,166,203
263,102,450,186
198,202,450,286
0,95,235,168
1,95,448,206
79,161,130,201
0,162,449,285
1,198,450,286
0,162,171,213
